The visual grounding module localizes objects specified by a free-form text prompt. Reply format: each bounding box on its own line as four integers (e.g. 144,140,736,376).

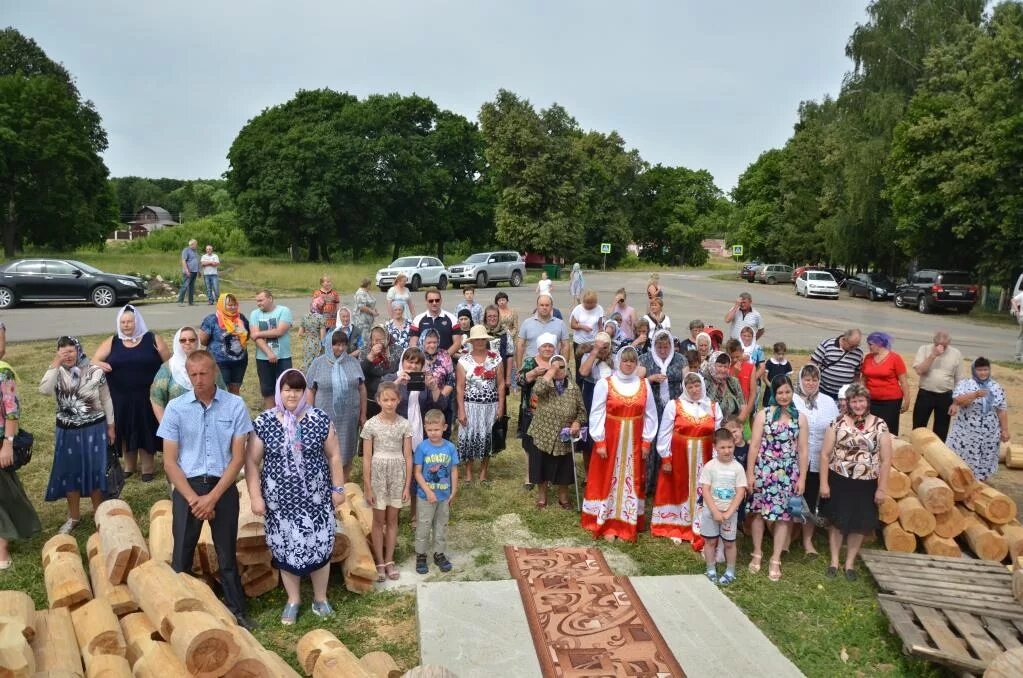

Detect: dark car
845,272,897,301
822,268,848,287
894,269,977,314
0,258,146,309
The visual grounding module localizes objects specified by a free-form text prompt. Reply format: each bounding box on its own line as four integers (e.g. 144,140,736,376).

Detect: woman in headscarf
200,293,250,395
651,372,721,545
454,309,474,358
334,306,364,357
0,357,40,566
421,328,456,436
746,374,808,582
150,326,226,423
247,369,345,625
297,295,327,373
640,329,688,494
457,325,505,484
526,354,586,509
791,364,839,556
946,357,1010,481
602,317,627,354
40,337,115,534
519,333,559,487
695,332,714,372
385,301,413,353
581,346,658,542
482,304,511,368
630,317,651,357
306,330,367,477
92,305,169,482
859,331,909,435
353,278,379,348
569,263,585,304
361,325,401,420
705,352,746,423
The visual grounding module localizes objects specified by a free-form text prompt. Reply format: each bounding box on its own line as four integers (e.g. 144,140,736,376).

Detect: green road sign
732,244,743,256
600,243,611,254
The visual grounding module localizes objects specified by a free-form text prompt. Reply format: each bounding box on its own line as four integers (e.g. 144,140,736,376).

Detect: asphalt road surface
2,269,1017,361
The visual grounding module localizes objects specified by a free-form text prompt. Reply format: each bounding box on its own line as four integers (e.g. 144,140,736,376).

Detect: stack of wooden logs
879,428,1020,562
296,629,402,678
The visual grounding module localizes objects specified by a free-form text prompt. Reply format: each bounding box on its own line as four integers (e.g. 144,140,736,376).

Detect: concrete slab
417,575,804,678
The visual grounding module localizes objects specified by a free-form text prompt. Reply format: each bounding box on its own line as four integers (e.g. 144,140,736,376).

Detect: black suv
893,270,977,314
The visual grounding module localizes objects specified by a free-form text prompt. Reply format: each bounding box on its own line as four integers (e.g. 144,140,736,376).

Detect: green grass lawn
3,331,942,676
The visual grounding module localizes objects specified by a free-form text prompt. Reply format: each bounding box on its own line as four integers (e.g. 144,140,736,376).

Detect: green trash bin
543,263,561,280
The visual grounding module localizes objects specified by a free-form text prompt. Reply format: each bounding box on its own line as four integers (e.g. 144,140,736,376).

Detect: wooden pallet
862,550,1023,674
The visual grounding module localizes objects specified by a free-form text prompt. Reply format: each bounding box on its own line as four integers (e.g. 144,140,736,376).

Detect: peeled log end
883,523,917,553
297,629,343,675
878,496,900,524
922,533,961,558
166,610,239,678
359,651,401,678
83,653,132,676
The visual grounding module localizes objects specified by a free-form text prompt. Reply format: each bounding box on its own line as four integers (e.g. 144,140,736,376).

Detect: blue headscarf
972,358,995,416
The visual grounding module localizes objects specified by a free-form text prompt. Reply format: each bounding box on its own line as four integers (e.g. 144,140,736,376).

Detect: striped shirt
810,337,864,397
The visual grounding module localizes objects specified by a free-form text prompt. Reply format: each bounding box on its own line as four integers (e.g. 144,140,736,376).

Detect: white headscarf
679,372,714,418
613,345,640,384
536,332,558,352
116,304,148,341
650,329,675,403
169,327,196,390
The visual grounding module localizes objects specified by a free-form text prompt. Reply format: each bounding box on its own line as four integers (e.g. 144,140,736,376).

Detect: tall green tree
633,165,722,266
0,28,116,255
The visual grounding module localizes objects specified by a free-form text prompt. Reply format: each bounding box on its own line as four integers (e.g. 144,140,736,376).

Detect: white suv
448,251,525,288
375,256,449,291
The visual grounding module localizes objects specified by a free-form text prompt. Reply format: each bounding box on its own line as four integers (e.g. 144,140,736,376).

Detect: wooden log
346,496,373,537
236,481,266,550
148,499,172,523
42,534,80,570
177,573,236,628
223,625,269,678
130,641,187,678
330,520,352,564
359,651,401,678
1000,442,1010,463
897,496,935,536
922,533,961,558
99,513,150,585
235,546,272,567
932,507,967,539
86,532,102,560
31,608,82,675
997,523,1023,563
972,484,1017,525
118,612,160,667
93,500,133,530
126,560,203,639
910,427,976,498
891,439,921,473
1006,444,1023,470
164,610,240,678
986,647,1023,678
0,592,35,642
882,523,916,552
258,649,302,678
338,510,376,585
83,654,131,676
147,513,173,565
878,496,899,524
312,646,372,678
0,619,34,678
908,457,938,490
44,551,93,610
343,482,363,502
960,509,1009,562
913,477,954,514
886,470,911,499
239,564,278,598
296,629,343,675
70,598,126,661
87,553,138,617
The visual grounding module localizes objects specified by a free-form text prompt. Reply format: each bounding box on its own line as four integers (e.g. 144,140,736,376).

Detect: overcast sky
7,1,868,191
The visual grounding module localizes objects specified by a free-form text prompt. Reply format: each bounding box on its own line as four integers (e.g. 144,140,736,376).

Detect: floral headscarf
274,369,310,479
216,294,248,347
795,364,821,410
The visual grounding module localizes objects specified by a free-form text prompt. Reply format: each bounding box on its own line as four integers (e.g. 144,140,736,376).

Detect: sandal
385,562,399,581
768,559,782,582
535,500,548,509
748,553,762,574
558,499,572,510
280,602,300,625
719,572,737,586
375,564,386,583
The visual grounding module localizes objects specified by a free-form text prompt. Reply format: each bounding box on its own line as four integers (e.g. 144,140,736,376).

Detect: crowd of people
0,265,1014,626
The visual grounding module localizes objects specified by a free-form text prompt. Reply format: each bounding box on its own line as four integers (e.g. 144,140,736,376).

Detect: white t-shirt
570,304,604,344
1014,291,1023,322
200,253,220,276
537,279,553,295
698,458,747,511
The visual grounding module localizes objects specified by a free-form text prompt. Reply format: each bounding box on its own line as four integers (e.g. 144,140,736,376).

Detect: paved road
3,270,1017,360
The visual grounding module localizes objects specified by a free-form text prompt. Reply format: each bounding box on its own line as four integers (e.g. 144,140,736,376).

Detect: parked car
448,251,525,288
822,268,849,287
740,259,762,279
845,272,897,301
375,256,449,292
0,258,146,309
795,270,840,299
756,264,794,284
894,269,978,314
791,265,822,283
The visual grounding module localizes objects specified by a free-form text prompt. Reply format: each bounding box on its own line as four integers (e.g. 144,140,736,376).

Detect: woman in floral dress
298,296,327,373
456,325,505,483
746,374,808,581
353,278,379,348
385,301,412,353
947,357,1010,481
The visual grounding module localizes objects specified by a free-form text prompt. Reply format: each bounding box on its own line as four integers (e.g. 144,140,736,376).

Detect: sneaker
416,554,428,575
58,518,80,535
433,553,452,573
311,601,334,618
280,603,300,625
705,570,719,584
719,572,736,586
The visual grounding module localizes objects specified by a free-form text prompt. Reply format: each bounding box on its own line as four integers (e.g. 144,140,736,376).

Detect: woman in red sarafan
581,346,658,542
651,372,722,546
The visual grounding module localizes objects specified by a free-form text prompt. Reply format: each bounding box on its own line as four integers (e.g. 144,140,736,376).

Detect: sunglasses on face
427,299,441,303
180,337,198,344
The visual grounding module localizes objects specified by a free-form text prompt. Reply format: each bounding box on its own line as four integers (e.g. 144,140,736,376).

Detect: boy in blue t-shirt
414,409,459,574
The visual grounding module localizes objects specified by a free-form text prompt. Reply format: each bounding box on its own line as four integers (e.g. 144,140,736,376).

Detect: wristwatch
330,486,346,495
4,435,13,443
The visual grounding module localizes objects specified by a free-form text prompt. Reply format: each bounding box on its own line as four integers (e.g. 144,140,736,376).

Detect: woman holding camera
360,325,401,420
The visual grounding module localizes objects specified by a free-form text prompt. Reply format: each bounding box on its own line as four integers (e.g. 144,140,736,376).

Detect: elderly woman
0,358,40,566
93,305,169,482
482,304,512,387
361,325,401,420
354,279,379,347
526,354,586,509
706,352,746,423
643,296,670,334
200,293,250,394
385,301,413,352
747,374,808,581
582,346,658,542
520,333,559,487
602,318,628,354
570,290,603,372
457,325,505,484
569,263,585,304
947,357,1010,481
150,326,226,423
819,383,891,579
859,331,909,435
386,273,415,318
640,329,688,493
792,364,839,556
307,330,367,476
334,306,364,356
298,296,327,373
631,317,651,356
247,369,345,624
695,331,714,370
41,337,115,534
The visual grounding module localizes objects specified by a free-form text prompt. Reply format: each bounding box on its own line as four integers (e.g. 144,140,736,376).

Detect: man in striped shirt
809,329,864,399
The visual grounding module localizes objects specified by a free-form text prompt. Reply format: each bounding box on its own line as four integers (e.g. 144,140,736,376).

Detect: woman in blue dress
306,329,367,476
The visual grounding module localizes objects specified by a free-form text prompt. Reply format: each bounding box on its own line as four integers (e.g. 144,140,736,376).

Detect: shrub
123,211,252,255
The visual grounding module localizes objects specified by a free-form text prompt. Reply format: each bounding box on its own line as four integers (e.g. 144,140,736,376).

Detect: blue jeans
176,272,198,304
203,274,219,304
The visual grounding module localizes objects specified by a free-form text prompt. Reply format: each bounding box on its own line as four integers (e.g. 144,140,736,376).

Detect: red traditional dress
581,374,658,541
651,388,722,543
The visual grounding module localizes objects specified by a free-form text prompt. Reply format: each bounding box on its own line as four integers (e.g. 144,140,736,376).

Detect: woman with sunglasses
150,326,226,423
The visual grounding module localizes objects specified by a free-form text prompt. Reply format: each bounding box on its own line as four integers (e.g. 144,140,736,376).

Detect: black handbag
10,428,33,470
491,415,509,453
104,443,125,499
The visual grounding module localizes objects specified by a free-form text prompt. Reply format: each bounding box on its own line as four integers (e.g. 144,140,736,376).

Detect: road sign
600,243,611,254
732,245,744,256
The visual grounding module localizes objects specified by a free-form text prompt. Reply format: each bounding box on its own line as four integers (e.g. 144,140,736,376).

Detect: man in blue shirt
177,239,200,306
158,350,255,630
